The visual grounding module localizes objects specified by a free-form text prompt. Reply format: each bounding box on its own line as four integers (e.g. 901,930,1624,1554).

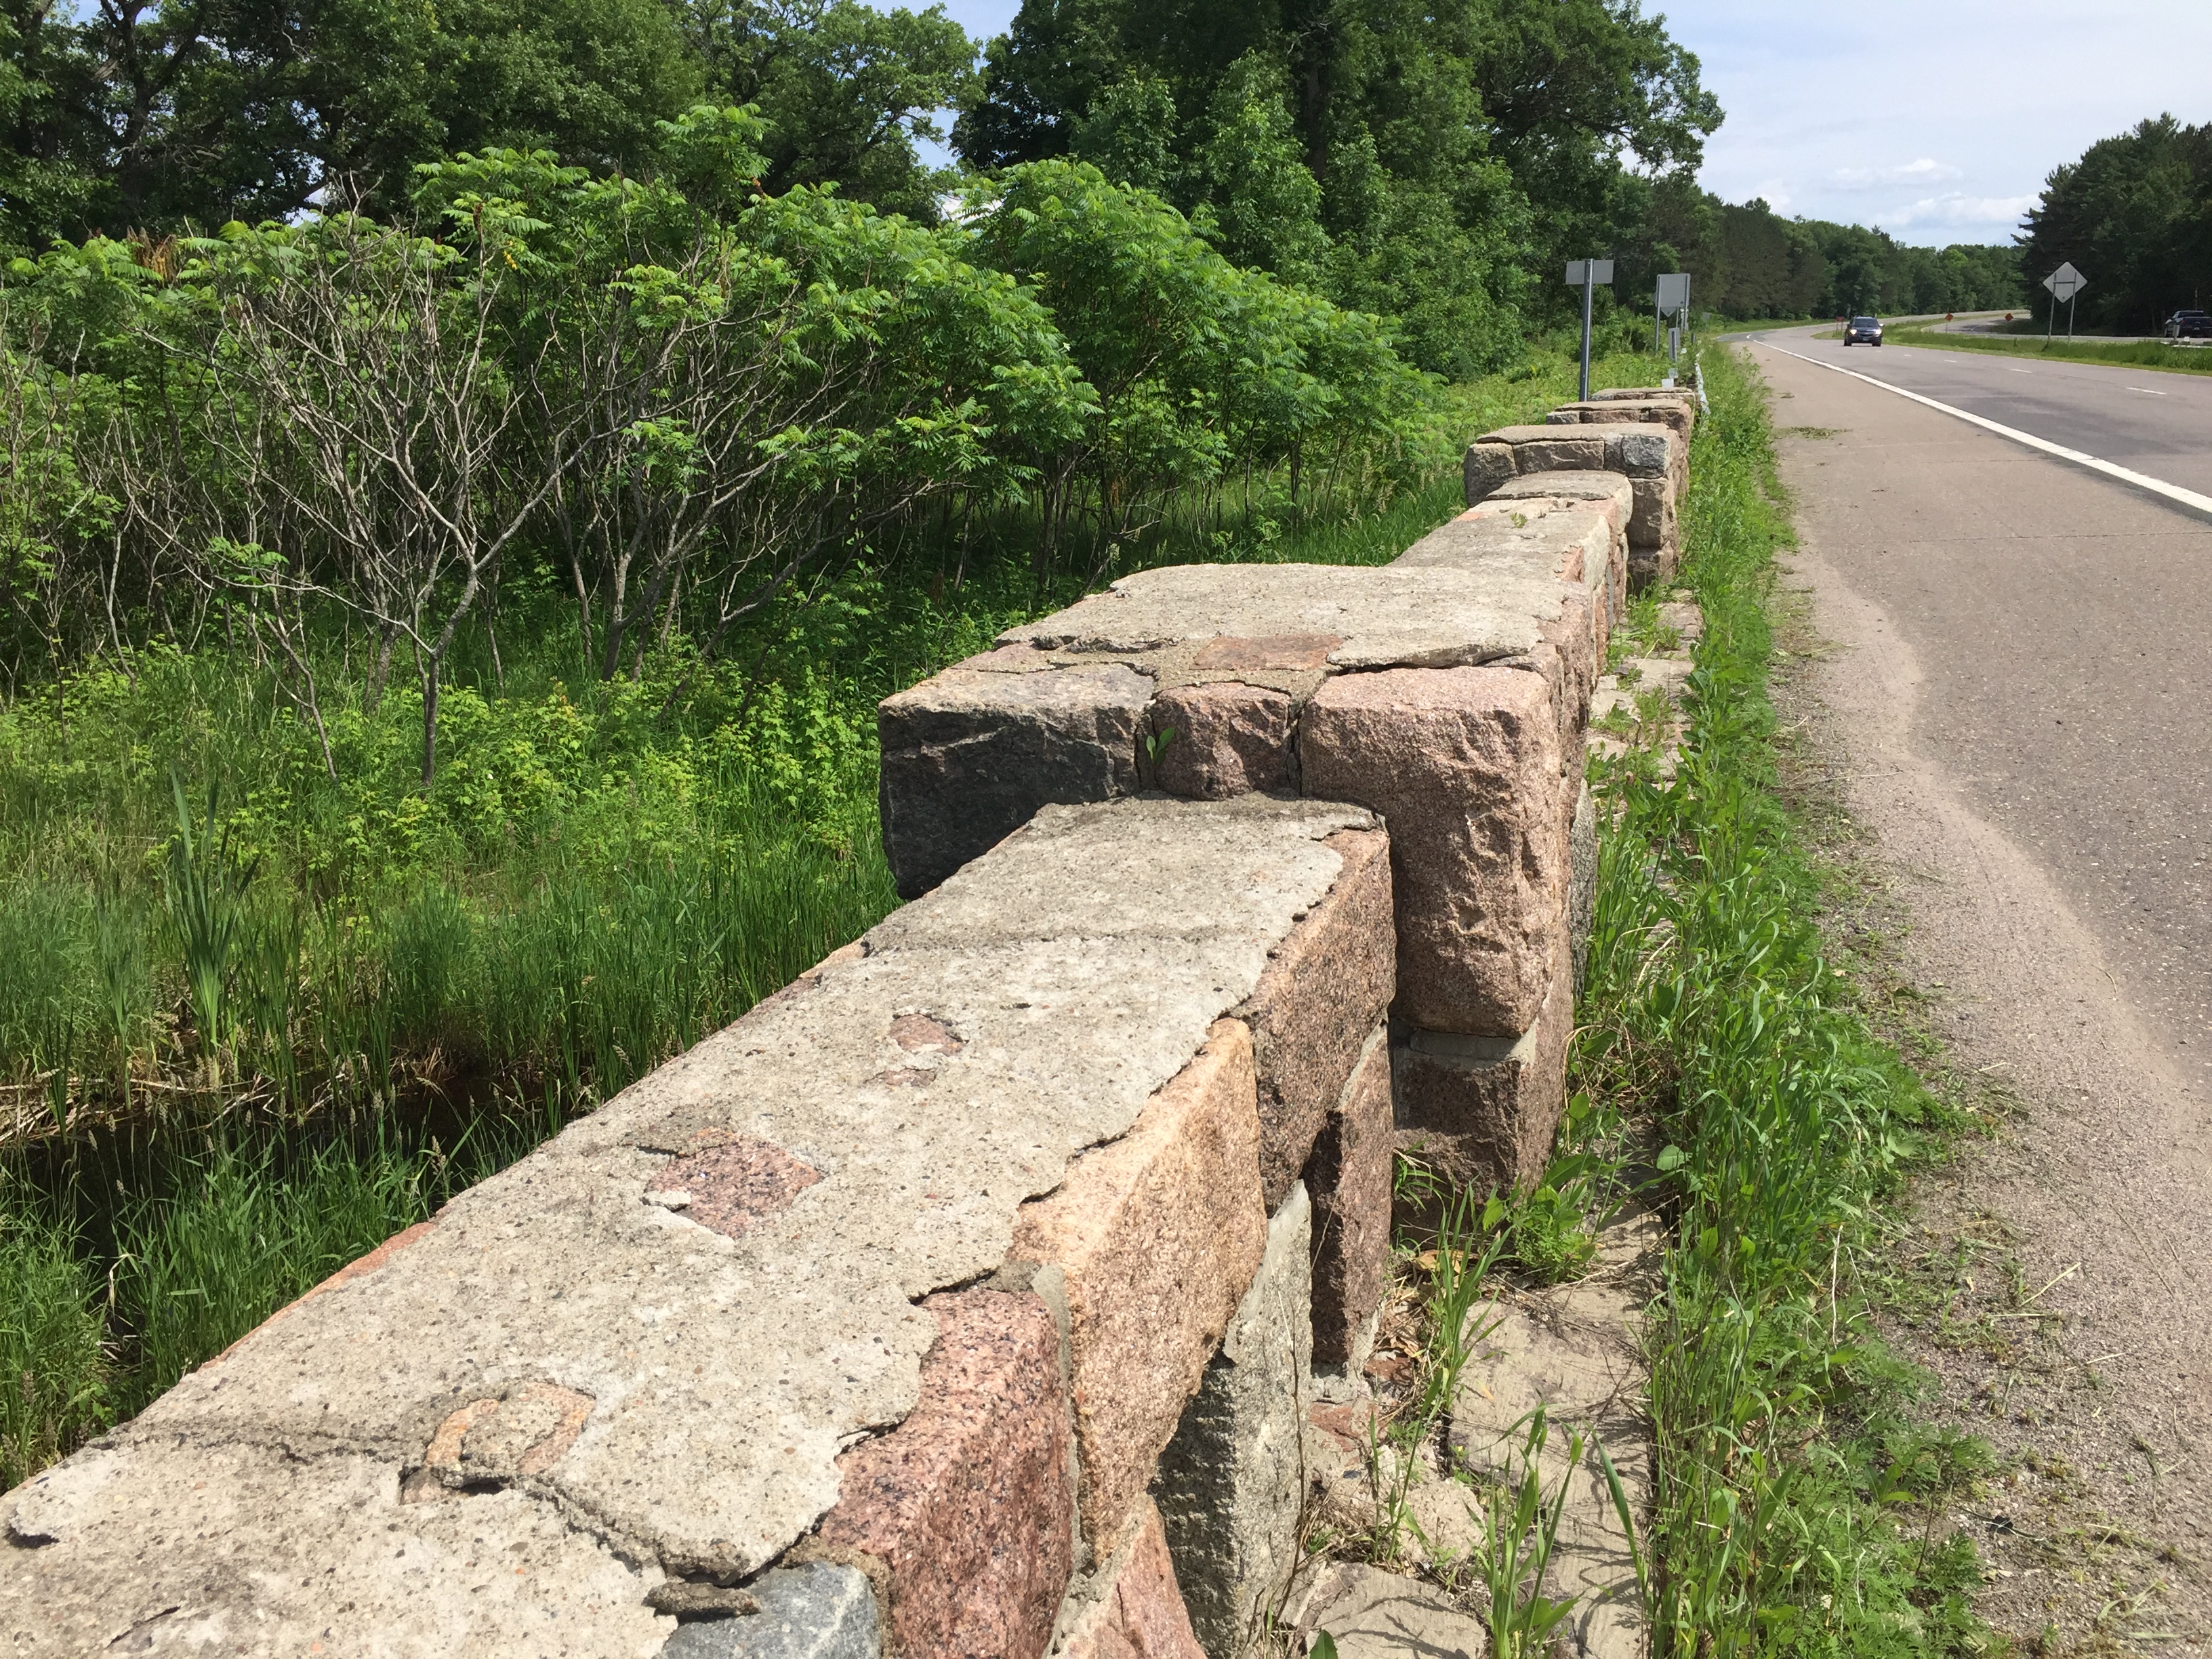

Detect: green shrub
0,1214,108,1490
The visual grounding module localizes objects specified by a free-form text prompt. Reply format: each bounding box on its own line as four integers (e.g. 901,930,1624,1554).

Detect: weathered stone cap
1480,470,1635,515
997,561,1567,672
1470,423,1680,480
1395,502,1613,590
1590,384,1697,403
1544,398,1695,438
0,794,1378,1659
1394,501,1618,664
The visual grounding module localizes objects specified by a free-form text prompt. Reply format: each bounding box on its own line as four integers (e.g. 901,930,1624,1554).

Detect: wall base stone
1235,831,1395,1209
1052,1500,1206,1659
661,1565,880,1659
1009,1021,1269,1553
1627,476,1680,589
1152,1185,1313,1656
811,1289,1074,1659
1391,941,1574,1200
1306,1028,1392,1373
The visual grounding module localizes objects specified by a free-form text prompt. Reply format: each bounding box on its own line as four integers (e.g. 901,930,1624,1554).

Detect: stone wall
1,390,1694,1658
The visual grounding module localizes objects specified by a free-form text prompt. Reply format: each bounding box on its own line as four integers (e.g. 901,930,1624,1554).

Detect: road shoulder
1763,379,2212,1652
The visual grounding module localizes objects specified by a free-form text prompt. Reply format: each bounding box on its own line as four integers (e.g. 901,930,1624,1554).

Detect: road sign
1654,272,1691,312
2042,262,2087,339
1567,258,1614,400
2042,262,2086,302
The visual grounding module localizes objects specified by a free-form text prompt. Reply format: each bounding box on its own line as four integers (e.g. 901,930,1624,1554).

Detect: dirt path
1750,339,2212,1654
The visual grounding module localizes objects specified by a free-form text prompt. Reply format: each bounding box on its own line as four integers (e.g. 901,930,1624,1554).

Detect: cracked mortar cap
997,563,1563,670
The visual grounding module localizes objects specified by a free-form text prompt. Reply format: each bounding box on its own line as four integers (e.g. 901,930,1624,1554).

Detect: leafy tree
953,0,1716,375
0,0,708,236
1191,51,1325,283
958,158,1430,570
669,0,977,222
2021,115,2212,331
1466,0,1719,272
0,2,104,253
1071,73,1179,199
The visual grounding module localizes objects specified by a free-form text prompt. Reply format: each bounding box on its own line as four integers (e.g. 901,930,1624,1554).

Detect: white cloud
1885,192,2039,230
1749,177,1795,211
1832,158,1963,189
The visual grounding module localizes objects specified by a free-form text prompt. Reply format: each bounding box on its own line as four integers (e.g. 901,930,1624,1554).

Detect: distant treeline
2020,115,2212,333
1600,183,2025,321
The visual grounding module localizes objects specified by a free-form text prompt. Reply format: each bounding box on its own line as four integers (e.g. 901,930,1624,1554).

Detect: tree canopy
2020,115,2212,333
953,0,1720,377
0,0,978,247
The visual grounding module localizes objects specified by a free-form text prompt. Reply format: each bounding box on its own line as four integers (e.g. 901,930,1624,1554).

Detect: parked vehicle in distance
1842,315,1883,346
2163,310,2212,340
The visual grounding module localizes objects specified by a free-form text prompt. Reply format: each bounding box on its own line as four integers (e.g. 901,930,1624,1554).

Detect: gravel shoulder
1752,339,2212,1655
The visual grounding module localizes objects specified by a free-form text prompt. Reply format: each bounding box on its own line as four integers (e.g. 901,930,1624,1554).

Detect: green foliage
1578,345,1990,1654
1191,52,1326,285
2021,114,2212,332
956,0,1715,376
674,0,979,222
961,159,1438,571
0,0,714,239
0,1210,108,1489
112,1136,438,1414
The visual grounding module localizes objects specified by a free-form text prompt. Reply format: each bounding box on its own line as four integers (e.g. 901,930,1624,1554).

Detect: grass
1334,340,2009,1651
1878,321,2212,377
0,344,1666,1492
1568,342,1995,1654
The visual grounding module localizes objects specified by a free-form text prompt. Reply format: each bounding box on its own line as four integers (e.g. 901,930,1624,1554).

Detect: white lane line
2127,386,2169,396
1761,344,2212,518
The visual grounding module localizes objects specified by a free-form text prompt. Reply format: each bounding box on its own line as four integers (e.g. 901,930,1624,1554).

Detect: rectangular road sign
2043,261,2087,301
1565,259,1614,286
1655,272,1691,312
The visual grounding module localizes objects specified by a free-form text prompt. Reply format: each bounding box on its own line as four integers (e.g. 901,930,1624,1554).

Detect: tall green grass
1576,346,1986,1653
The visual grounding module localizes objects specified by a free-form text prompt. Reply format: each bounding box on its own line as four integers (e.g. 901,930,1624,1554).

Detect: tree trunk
419,658,441,789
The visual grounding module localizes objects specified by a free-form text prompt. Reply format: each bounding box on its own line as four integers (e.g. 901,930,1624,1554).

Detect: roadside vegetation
1591,346,1988,1653
2018,115,2212,336
1879,319,2212,377
1347,345,1995,1654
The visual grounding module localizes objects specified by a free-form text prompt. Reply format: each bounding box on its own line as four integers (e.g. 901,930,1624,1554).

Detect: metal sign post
1566,259,1614,401
1655,272,1691,367
2043,262,2086,340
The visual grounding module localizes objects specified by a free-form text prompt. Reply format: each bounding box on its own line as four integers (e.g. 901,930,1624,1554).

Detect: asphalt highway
1744,332,2212,1639
1744,321,2212,499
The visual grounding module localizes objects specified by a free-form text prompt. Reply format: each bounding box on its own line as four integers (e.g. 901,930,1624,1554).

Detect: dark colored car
1842,315,1883,346
2163,310,2212,340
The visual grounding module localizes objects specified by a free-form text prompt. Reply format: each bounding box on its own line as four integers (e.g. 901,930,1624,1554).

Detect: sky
916,0,2212,249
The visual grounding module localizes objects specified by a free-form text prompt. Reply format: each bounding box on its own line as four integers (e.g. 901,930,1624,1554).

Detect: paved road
1744,321,2212,497
1745,333,2212,1647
